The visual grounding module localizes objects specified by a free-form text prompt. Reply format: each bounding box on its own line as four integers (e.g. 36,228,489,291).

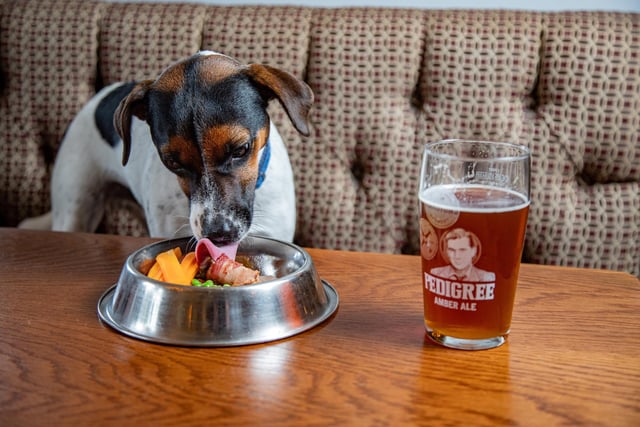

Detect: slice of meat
206,253,259,286
195,238,259,286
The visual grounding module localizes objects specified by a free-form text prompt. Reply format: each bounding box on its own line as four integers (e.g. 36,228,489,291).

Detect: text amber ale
419,184,529,340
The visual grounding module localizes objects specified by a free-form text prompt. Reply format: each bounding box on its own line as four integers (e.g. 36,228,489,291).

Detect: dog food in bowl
140,238,262,287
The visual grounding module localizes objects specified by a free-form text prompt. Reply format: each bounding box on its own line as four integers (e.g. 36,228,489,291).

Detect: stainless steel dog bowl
97,236,338,346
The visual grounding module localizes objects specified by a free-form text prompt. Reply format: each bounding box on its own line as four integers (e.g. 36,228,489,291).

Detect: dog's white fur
20,80,296,242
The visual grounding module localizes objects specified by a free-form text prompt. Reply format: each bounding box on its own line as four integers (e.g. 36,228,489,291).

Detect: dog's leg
18,212,53,230
49,142,108,233
49,109,113,233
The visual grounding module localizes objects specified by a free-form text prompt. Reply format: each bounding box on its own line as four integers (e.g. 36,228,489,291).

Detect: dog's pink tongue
195,238,239,264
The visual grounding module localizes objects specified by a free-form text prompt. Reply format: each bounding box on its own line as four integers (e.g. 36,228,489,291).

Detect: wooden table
0,228,638,426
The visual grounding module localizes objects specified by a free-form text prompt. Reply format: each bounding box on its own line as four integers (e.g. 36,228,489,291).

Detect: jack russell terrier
20,51,313,251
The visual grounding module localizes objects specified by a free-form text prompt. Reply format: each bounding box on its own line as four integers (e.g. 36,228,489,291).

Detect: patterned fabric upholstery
1,0,638,276
0,0,104,227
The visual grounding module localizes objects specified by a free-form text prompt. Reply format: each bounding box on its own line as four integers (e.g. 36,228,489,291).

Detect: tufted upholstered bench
1,0,638,276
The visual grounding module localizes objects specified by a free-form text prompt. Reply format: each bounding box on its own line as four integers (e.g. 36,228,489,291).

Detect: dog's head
114,51,313,246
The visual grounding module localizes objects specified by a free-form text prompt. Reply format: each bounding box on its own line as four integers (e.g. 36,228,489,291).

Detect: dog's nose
202,215,240,245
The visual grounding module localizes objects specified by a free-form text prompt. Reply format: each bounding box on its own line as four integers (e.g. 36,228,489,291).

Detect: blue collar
255,138,270,189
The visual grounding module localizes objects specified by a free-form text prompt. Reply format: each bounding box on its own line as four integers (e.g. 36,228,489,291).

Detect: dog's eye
232,142,250,159
165,157,185,174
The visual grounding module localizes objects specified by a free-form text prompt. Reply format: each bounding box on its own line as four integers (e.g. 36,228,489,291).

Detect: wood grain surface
0,228,638,426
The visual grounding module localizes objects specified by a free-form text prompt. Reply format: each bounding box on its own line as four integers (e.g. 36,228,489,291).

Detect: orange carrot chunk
173,247,183,260
156,249,190,285
180,252,198,281
147,261,164,281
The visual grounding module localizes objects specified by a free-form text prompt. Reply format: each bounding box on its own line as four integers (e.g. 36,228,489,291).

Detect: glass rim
424,139,531,162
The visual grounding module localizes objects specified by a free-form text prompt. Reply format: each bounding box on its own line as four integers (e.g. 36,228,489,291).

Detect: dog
19,51,313,248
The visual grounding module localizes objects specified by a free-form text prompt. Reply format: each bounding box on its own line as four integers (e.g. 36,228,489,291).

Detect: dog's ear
114,80,153,165
245,64,314,136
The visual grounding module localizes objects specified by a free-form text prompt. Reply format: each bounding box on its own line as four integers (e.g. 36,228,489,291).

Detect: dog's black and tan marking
113,52,313,244
94,82,137,147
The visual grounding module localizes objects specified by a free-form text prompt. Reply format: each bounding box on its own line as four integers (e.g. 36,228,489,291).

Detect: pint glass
419,140,530,350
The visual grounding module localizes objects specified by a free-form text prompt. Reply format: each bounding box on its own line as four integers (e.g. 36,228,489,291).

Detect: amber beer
419,184,529,348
